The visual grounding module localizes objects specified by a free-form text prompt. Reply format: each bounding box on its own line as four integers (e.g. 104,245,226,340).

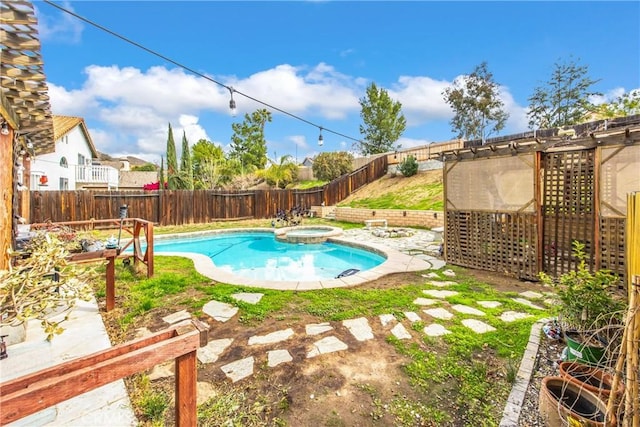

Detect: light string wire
42,0,363,144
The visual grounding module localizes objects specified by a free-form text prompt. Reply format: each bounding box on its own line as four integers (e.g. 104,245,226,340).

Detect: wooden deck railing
31,218,154,311
0,319,209,426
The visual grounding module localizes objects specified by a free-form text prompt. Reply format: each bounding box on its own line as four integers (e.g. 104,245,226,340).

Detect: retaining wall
334,207,444,229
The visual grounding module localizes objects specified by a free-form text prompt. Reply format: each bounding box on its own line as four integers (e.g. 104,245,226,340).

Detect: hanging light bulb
228,86,237,117
0,121,9,135
318,127,324,146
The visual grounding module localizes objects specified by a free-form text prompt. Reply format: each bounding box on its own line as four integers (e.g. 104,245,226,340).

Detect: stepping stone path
424,307,454,320
424,324,451,337
203,300,238,322
176,286,550,384
232,292,264,304
423,289,459,298
342,318,374,341
307,336,348,358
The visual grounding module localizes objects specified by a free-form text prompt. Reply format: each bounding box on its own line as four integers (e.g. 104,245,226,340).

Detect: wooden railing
30,218,154,311
0,319,209,426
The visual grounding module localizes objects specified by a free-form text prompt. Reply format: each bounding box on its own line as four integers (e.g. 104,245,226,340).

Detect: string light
228,87,237,117
318,127,324,146
1,120,9,135
42,0,363,147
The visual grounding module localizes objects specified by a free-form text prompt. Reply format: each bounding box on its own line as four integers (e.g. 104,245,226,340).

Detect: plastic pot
564,330,607,366
539,376,614,427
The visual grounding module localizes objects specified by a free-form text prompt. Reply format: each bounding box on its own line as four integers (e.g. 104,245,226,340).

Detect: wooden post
175,351,197,427
0,125,14,270
146,221,154,277
106,254,115,311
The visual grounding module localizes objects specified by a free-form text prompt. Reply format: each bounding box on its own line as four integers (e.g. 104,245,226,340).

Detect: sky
34,1,640,164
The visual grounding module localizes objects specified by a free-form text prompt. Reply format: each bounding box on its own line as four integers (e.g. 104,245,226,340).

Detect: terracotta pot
539,376,614,427
559,361,624,406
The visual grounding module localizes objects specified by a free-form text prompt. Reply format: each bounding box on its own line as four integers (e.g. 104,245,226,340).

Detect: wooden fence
22,156,388,226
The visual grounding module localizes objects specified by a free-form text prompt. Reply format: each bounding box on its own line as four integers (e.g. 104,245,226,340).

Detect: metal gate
542,149,596,276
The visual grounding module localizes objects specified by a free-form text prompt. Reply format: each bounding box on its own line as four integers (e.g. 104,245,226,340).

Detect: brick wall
334,207,444,229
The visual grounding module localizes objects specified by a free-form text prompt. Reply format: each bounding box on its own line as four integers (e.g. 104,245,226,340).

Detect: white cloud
35,1,83,43
397,136,431,150
391,75,453,126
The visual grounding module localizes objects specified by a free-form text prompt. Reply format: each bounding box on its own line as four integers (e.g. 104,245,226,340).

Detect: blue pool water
153,231,385,281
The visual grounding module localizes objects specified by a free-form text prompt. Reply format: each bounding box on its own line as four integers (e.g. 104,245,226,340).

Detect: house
27,115,118,190
301,156,314,167
1,0,56,269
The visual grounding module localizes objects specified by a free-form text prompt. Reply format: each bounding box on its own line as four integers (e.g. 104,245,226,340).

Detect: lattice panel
445,210,538,280
542,150,595,277
600,217,626,284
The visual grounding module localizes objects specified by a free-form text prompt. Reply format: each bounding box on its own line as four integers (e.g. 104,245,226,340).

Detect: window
59,178,69,190
60,156,68,168
78,154,86,165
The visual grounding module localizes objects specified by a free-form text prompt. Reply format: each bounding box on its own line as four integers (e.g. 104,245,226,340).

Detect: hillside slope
338,169,444,211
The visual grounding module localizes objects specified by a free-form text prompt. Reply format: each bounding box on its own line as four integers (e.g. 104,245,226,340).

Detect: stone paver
248,328,294,345
203,300,239,322
343,317,374,341
404,311,422,323
451,304,486,316
429,259,447,269
197,382,217,405
422,272,440,279
442,269,456,277
379,314,396,327
423,289,458,299
221,356,254,382
462,319,496,334
426,280,457,287
390,323,412,340
512,298,544,310
413,297,438,306
162,310,191,325
268,349,293,367
500,311,533,322
424,324,451,337
307,336,349,358
423,307,454,320
232,292,264,304
148,361,173,380
306,322,334,335
478,301,502,309
197,338,234,363
519,291,543,299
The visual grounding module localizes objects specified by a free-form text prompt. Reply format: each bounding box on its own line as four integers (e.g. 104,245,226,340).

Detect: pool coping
153,228,432,290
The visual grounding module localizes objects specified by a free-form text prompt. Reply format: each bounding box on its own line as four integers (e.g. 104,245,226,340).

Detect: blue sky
35,1,639,164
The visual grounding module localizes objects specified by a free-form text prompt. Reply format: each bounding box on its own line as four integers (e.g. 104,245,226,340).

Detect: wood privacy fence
442,116,640,284
22,156,388,226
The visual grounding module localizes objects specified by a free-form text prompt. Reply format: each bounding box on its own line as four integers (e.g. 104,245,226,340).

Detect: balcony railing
75,165,119,189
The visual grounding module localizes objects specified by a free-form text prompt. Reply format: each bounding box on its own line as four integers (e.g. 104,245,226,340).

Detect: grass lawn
91,223,553,426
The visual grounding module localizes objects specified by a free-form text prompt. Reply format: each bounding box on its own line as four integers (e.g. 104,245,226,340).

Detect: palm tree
258,155,298,189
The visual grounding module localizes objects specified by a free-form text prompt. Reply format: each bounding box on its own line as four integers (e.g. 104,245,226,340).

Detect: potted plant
0,232,94,351
539,240,626,365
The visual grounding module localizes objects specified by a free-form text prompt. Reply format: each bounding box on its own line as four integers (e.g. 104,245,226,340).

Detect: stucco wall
334,207,444,229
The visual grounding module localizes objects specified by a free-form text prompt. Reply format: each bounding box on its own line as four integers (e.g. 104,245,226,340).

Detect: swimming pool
153,230,386,282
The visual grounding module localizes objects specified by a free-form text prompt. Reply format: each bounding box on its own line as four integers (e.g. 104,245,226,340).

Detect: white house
27,116,118,190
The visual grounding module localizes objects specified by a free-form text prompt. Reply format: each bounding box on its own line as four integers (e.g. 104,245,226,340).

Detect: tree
179,131,194,190
442,62,509,142
312,151,354,181
398,155,418,177
589,89,640,120
158,156,165,190
165,123,179,189
131,163,157,171
358,83,406,155
229,109,271,171
257,155,298,188
527,57,601,129
191,139,226,189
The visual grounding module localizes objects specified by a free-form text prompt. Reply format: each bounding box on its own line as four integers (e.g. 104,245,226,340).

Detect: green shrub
398,155,418,177
312,151,354,181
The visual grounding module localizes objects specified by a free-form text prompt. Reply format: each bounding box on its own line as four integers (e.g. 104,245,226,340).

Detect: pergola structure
442,115,640,284
0,0,55,269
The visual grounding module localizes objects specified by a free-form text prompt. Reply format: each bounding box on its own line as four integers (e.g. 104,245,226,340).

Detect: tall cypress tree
158,156,165,190
166,123,179,190
180,131,194,190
